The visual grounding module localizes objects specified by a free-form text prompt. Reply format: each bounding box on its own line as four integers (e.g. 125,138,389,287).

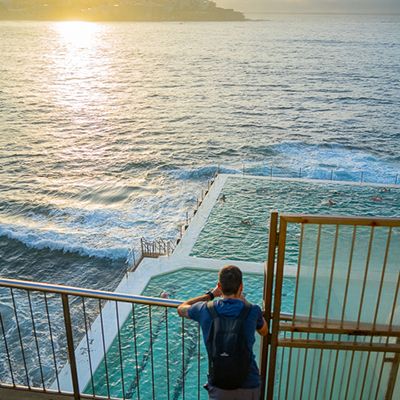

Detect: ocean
0,15,399,291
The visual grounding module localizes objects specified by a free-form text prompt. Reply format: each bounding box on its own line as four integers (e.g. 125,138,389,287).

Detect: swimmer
371,196,383,202
160,291,169,299
379,187,390,193
219,194,226,202
241,219,253,226
322,199,336,206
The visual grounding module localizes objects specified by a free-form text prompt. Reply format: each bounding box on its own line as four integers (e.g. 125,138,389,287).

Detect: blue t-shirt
188,298,264,389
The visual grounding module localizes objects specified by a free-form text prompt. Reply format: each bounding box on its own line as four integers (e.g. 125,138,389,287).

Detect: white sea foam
242,142,400,184
0,192,186,262
171,165,254,180
0,223,130,261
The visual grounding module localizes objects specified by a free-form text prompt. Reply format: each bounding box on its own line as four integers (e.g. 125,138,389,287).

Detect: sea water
0,15,399,389
1,16,399,287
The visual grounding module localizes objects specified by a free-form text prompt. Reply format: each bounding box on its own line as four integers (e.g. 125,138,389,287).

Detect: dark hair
219,265,242,295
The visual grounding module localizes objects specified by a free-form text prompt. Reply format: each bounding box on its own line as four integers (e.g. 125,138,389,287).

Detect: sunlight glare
54,21,99,48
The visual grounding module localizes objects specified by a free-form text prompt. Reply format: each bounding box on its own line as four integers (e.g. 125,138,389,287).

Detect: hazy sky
217,0,400,14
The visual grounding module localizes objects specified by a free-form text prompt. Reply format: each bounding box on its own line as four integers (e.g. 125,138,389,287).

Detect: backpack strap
207,300,251,321
237,301,251,322
207,301,218,319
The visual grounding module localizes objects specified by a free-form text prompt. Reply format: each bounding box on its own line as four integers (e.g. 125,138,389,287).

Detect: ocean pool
84,269,295,400
190,177,400,262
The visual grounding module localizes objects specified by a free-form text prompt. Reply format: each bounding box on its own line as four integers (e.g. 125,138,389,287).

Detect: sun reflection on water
49,21,111,114
54,21,100,48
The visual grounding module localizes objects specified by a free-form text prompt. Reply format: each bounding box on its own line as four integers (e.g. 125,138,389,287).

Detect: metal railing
0,278,206,400
261,212,400,400
128,238,176,272
223,162,400,186
1,211,400,400
140,238,176,258
178,173,218,243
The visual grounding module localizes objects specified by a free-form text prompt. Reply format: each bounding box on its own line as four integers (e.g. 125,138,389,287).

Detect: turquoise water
191,177,400,262
84,269,294,399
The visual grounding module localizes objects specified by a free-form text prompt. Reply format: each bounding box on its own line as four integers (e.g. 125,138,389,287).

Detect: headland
0,0,245,21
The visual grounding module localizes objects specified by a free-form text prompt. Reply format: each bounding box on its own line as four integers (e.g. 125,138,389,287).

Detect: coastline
0,5,245,22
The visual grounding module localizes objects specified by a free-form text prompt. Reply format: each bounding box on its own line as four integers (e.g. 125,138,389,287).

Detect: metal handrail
235,162,400,185
140,237,176,258
0,277,182,308
0,277,190,400
263,211,400,400
281,213,400,227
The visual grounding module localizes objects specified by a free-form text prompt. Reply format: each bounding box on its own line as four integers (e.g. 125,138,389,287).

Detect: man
177,265,268,400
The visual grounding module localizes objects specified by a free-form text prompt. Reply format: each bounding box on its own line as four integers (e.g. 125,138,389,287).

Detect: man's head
218,265,243,296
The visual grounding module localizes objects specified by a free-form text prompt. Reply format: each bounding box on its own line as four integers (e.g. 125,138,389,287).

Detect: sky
217,0,400,14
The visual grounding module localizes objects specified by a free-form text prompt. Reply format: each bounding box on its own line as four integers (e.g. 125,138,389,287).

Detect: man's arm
257,318,268,336
177,286,221,319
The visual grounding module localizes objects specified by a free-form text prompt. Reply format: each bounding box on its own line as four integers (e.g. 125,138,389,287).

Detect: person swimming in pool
160,291,169,299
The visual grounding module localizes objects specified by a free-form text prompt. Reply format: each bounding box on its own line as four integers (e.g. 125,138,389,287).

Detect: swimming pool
190,177,400,262
84,269,295,400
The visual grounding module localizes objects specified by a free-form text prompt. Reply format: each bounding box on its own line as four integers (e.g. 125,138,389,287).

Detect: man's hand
177,283,221,319
211,285,222,298
177,285,220,319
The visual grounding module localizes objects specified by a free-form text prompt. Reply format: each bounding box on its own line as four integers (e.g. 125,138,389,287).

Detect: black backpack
206,301,252,390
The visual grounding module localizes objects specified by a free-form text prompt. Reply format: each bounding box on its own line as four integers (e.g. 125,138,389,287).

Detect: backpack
206,301,252,390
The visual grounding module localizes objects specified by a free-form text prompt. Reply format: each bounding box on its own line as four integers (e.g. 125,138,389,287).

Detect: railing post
62,294,80,400
259,211,279,400
266,216,287,400
299,168,302,178
395,174,398,185
385,338,400,399
361,171,364,183
330,169,334,180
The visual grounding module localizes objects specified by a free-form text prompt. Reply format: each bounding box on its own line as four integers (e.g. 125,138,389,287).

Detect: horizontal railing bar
280,321,400,337
0,277,182,308
0,384,121,400
281,214,400,227
279,339,400,352
276,313,400,332
4,276,398,330
279,316,400,335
